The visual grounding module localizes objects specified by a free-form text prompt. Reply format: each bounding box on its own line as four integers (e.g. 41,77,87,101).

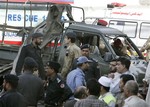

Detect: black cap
24,57,38,69
66,32,76,39
80,44,90,50
4,74,19,83
32,33,43,39
46,61,61,73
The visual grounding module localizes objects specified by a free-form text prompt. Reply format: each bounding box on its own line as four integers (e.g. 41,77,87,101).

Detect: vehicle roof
68,22,126,36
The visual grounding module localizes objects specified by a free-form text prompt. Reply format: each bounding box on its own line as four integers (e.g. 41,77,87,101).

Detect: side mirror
104,52,113,62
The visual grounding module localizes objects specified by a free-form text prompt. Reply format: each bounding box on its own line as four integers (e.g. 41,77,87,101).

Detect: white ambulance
85,6,150,49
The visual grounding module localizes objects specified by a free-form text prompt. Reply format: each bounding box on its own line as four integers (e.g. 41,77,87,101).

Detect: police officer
17,57,44,107
71,44,100,81
13,33,45,79
45,61,72,107
61,32,81,79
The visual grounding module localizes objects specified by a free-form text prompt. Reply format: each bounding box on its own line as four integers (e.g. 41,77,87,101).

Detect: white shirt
110,72,121,96
110,71,135,97
123,95,149,107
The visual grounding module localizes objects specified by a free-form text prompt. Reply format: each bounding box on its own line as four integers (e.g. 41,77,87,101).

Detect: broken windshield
104,34,140,58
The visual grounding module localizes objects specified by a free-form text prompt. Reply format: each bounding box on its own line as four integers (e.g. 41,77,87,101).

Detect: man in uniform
71,44,100,81
45,61,72,107
66,56,92,94
0,74,27,107
12,33,45,79
17,57,44,107
61,32,81,79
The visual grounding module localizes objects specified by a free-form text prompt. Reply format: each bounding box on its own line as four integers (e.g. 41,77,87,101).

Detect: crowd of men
0,32,150,107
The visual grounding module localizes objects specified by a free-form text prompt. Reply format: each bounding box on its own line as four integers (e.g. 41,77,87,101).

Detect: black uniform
15,43,45,79
18,72,44,106
0,89,27,107
71,57,100,82
45,74,72,107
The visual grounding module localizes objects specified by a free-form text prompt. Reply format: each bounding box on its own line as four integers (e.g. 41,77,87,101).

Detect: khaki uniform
141,37,150,61
61,43,81,78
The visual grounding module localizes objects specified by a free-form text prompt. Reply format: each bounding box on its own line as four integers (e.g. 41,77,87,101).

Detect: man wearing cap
111,38,127,56
13,33,45,79
0,74,27,107
45,61,72,107
61,32,81,79
17,57,44,107
98,76,116,107
71,44,100,81
66,56,92,94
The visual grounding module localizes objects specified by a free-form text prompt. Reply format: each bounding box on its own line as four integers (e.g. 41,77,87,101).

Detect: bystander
0,74,27,107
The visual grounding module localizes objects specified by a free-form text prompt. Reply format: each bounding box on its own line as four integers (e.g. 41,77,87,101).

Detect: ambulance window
109,20,137,38
140,22,150,39
117,21,125,25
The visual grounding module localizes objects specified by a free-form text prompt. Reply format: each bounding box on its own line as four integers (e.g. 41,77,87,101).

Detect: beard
3,86,7,91
35,41,42,46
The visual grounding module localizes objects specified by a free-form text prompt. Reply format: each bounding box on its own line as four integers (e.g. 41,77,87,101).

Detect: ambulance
84,4,150,49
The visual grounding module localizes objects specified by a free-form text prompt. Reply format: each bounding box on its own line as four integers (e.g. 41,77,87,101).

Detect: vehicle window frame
64,28,113,59
139,22,150,39
108,20,138,38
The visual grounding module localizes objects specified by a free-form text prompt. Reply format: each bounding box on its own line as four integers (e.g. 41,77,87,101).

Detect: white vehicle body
103,7,150,49
73,0,150,49
84,7,150,49
1,0,150,48
0,9,49,45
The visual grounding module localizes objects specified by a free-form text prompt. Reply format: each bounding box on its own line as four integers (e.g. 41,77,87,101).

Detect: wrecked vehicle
0,3,147,88
60,23,147,85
